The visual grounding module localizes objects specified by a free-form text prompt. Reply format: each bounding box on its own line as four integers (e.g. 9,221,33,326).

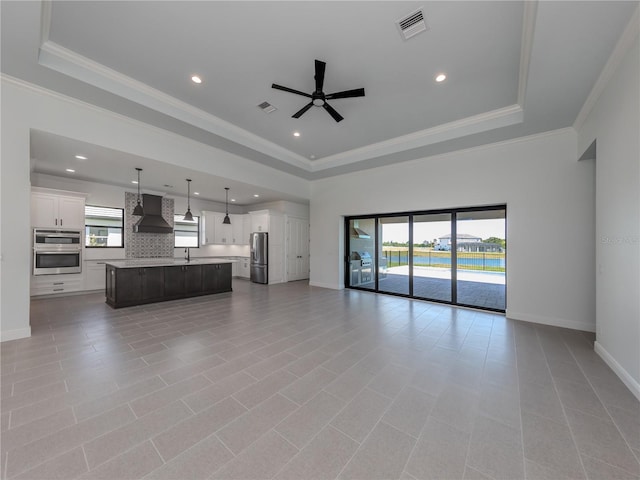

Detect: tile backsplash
125,192,174,258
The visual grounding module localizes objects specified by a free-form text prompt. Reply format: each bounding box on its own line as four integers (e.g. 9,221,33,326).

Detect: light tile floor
1,280,638,480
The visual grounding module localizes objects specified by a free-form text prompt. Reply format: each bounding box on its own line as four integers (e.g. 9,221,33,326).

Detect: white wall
1,77,310,341
577,34,640,396
0,92,31,341
310,128,596,332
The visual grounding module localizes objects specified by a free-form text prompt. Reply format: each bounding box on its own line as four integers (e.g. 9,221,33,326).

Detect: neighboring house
435,233,482,250
458,242,503,253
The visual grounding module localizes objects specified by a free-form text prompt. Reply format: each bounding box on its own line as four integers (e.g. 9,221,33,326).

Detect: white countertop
104,258,235,268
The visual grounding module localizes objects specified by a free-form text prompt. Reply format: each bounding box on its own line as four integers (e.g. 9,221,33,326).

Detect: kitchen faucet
184,247,190,262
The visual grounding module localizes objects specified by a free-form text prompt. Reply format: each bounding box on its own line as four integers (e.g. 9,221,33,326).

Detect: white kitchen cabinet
201,211,232,244
202,212,249,245
268,213,285,284
84,261,108,291
31,189,86,229
237,257,250,278
213,213,232,244
243,215,252,240
250,210,269,233
230,214,247,245
31,273,84,296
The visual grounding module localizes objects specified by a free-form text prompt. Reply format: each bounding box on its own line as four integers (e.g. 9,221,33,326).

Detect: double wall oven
33,229,82,275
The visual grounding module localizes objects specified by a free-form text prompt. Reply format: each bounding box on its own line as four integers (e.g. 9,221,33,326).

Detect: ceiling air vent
396,8,428,40
258,101,277,114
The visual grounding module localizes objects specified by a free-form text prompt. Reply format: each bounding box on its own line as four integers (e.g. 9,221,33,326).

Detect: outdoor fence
382,247,505,272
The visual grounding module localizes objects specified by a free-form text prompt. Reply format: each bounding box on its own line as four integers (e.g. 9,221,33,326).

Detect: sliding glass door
345,205,506,312
413,213,452,302
456,209,506,310
378,216,410,295
347,218,375,291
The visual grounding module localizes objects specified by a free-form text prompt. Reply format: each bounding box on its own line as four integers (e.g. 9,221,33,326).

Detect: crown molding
573,5,639,130
38,40,313,172
38,37,528,174
517,0,538,107
33,2,543,176
310,104,523,171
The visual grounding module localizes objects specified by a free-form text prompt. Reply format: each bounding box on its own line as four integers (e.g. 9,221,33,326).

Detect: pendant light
223,187,231,224
132,167,144,216
183,179,194,221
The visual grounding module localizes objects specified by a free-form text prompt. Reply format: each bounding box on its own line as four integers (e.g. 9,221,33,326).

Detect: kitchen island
104,258,233,308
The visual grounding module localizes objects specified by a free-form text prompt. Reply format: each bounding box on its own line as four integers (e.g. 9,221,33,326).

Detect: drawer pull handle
53,288,64,292
53,282,64,285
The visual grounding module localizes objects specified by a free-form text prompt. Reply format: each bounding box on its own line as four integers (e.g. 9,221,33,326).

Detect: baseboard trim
309,281,343,290
594,341,640,402
506,310,595,332
1,327,32,342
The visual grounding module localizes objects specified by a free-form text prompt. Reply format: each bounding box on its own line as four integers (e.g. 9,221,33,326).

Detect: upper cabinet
250,210,269,233
201,211,249,245
230,214,247,245
31,188,86,229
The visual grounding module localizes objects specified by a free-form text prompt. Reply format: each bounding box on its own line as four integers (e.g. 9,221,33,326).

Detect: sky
382,218,505,243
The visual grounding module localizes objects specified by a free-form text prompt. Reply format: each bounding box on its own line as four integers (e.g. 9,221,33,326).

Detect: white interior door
287,217,309,281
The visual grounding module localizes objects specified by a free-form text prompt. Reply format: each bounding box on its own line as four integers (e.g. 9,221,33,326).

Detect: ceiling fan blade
325,88,366,100
323,102,344,122
314,60,326,93
292,102,314,119
272,84,312,98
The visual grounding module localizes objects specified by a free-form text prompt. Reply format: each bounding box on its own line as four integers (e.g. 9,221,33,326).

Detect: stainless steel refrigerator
250,232,268,284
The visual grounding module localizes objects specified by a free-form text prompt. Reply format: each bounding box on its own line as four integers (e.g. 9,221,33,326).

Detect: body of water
384,252,505,269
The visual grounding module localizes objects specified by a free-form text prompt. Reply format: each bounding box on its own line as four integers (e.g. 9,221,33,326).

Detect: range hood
351,221,370,239
133,194,173,234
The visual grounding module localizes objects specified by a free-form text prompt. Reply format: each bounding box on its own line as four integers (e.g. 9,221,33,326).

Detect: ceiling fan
272,60,365,123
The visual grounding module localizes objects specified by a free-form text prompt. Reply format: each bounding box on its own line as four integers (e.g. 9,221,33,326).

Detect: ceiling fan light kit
272,59,365,123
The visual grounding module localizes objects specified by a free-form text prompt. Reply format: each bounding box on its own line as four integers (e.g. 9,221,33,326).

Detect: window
174,215,199,248
85,205,124,247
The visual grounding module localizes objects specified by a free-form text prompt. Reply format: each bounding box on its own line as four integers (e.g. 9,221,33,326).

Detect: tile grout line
149,438,167,465
535,327,589,480
332,383,417,480
513,318,529,479
80,445,90,475
552,339,640,475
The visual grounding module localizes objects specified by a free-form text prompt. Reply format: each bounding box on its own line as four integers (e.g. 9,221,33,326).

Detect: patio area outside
362,265,506,310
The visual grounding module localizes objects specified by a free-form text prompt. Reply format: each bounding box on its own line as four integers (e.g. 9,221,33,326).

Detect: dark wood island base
105,260,233,308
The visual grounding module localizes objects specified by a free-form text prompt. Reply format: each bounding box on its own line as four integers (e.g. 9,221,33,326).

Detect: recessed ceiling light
435,73,447,82
65,168,75,173
191,75,202,84
194,192,200,195
253,194,260,198
131,180,138,184
231,199,236,202
293,132,301,137
75,155,87,160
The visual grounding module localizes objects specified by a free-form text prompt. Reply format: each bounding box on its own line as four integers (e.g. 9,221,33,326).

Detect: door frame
344,204,507,313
